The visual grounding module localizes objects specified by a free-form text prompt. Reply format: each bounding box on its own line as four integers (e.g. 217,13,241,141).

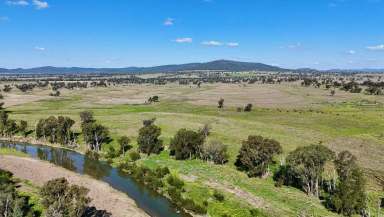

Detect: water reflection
83,154,111,179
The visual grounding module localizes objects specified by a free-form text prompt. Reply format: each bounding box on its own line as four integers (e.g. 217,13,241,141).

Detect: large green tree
235,135,282,177
286,144,335,197
169,129,205,160
80,111,109,152
0,169,35,217
40,178,91,217
137,123,163,155
330,151,367,216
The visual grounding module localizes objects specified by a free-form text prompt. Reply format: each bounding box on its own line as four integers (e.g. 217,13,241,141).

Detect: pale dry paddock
4,82,384,109
0,155,149,217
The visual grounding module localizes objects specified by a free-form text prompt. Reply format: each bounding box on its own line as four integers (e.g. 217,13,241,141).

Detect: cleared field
3,82,384,217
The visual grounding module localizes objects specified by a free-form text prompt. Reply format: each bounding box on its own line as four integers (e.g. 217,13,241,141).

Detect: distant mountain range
0,60,382,74
0,60,288,74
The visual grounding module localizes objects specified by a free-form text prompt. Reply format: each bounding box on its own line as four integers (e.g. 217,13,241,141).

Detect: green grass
5,89,384,217
0,147,29,157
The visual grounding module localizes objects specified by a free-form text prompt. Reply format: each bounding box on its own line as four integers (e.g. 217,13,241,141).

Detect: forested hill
0,60,288,74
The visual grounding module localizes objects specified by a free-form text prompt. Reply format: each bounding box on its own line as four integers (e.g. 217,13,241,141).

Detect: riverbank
0,155,149,217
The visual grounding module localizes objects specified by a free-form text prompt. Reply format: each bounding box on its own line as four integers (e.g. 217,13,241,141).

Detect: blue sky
0,0,383,69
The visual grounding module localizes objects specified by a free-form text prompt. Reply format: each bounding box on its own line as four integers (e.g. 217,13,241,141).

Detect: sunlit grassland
5,88,384,217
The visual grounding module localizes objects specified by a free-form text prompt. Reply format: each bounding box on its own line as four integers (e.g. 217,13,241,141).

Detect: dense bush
213,190,225,201
235,135,282,177
40,178,91,217
169,129,205,160
129,151,141,161
137,122,163,155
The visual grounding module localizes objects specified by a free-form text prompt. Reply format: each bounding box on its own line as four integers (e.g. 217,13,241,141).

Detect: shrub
167,175,185,190
213,190,225,202
129,151,141,161
169,128,205,160
182,198,207,214
40,178,91,217
235,135,282,177
137,124,163,155
155,167,170,179
244,103,253,112
201,141,229,164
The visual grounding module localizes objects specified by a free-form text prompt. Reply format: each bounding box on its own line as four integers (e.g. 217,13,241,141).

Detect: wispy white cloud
34,46,45,51
346,50,356,54
175,38,193,43
227,42,239,47
32,0,48,9
202,40,222,46
366,44,384,51
163,18,174,26
6,0,29,6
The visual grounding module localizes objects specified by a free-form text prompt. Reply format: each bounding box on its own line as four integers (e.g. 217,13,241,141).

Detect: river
0,141,191,217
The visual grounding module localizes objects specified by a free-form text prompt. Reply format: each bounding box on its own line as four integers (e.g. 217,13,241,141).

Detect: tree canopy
235,135,282,177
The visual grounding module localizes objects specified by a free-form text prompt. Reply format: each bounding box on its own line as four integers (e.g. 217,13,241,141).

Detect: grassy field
3,82,384,217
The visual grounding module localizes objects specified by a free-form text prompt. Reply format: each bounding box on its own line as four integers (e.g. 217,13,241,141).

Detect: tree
218,98,224,109
148,96,159,103
235,135,282,177
329,151,367,216
244,103,253,112
0,169,35,217
137,124,163,155
286,145,335,197
18,120,28,137
35,116,76,146
56,116,75,146
169,129,205,160
83,123,109,152
118,136,131,155
0,110,9,136
4,119,18,137
80,111,109,151
201,140,229,164
40,178,91,217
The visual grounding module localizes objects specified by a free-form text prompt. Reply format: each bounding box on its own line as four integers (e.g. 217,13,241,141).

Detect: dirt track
0,155,149,217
